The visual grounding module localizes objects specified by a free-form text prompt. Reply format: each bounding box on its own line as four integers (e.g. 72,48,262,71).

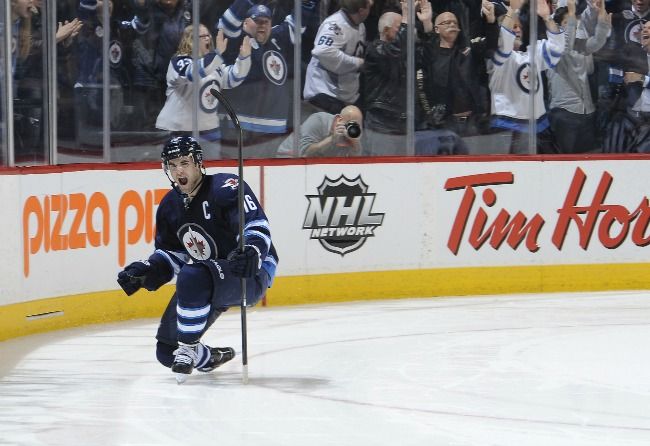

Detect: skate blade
174,373,189,384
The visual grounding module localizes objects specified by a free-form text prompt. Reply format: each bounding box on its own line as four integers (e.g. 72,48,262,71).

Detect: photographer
276,105,364,157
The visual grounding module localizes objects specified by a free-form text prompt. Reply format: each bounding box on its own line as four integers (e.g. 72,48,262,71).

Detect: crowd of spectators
7,0,650,163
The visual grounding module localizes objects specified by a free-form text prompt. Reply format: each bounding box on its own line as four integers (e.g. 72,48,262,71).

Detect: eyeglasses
437,20,458,27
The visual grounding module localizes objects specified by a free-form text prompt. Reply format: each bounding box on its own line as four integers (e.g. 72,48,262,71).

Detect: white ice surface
1,291,650,446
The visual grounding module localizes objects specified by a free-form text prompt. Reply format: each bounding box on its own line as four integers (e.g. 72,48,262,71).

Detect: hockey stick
210,88,249,384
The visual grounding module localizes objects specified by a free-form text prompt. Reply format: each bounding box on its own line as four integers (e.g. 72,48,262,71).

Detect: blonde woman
156,25,251,159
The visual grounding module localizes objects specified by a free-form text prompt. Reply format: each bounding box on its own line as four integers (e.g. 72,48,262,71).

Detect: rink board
1,156,649,340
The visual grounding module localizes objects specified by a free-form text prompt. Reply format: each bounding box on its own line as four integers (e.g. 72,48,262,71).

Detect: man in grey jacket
547,0,611,153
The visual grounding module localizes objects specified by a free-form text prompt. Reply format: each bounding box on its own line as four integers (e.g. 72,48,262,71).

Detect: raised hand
216,29,228,55
596,0,611,23
417,0,433,24
481,0,496,24
537,0,552,19
400,0,410,23
239,35,252,58
56,18,83,44
567,0,576,16
509,0,525,13
243,17,257,37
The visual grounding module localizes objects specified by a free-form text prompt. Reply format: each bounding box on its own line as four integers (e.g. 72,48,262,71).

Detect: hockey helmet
161,135,203,165
247,4,272,20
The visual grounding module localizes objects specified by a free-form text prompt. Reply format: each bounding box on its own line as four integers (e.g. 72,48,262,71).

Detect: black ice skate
197,346,235,372
172,342,200,384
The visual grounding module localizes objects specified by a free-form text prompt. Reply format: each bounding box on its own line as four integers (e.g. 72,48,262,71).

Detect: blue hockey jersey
154,173,278,285
217,0,318,136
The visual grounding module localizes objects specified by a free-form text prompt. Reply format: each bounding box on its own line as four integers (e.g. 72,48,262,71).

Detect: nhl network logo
303,175,385,255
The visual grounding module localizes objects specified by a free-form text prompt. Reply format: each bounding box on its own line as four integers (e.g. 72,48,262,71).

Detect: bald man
276,105,364,157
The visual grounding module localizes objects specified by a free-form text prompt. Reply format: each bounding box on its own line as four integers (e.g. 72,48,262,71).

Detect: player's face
253,17,272,44
166,155,202,194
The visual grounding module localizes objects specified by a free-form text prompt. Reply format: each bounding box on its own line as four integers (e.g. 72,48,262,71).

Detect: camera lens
345,121,361,138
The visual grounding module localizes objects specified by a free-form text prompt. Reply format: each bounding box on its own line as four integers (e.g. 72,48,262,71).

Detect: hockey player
117,136,278,383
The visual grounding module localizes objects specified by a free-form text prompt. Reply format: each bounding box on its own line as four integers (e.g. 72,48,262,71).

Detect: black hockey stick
210,87,249,384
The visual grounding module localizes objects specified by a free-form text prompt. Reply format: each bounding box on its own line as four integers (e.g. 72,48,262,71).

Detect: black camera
345,121,361,139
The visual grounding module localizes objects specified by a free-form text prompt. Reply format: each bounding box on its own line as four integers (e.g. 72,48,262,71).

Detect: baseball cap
247,4,272,20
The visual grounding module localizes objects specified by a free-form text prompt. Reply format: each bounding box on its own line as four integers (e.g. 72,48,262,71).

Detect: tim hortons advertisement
440,166,649,258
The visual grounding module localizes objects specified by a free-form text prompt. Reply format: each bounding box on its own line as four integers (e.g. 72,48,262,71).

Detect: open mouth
178,177,188,186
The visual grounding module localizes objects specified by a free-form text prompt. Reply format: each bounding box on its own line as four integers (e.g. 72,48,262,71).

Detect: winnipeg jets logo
625,18,646,44
109,40,122,65
186,232,207,257
515,63,540,94
263,50,287,86
178,223,217,261
200,82,220,113
222,178,239,190
327,22,342,35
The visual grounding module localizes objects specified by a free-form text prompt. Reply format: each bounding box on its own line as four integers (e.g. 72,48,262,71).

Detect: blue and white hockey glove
117,254,172,296
227,245,261,278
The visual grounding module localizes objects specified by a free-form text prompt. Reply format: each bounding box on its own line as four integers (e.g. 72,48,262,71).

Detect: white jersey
487,26,565,129
303,10,366,104
632,55,650,113
156,52,251,135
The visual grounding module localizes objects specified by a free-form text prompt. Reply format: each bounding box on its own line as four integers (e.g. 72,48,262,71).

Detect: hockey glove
117,255,172,296
227,245,261,278
117,261,150,296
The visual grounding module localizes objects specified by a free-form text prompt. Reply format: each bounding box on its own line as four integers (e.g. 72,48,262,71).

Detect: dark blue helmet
161,136,203,164
247,4,272,20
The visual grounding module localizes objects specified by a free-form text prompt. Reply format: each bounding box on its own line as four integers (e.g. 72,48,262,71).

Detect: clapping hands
56,18,83,46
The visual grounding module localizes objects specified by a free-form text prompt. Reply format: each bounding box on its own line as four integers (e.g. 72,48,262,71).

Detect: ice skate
172,342,200,384
197,346,235,372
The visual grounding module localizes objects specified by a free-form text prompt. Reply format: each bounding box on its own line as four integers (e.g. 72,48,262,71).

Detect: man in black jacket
364,0,450,156
362,0,471,155
416,1,498,139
